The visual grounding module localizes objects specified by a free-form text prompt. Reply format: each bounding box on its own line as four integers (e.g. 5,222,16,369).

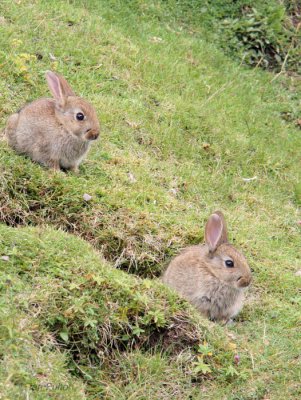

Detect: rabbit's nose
237,275,252,288
86,128,99,141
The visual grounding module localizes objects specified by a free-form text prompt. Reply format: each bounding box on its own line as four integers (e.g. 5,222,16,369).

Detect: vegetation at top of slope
94,0,301,72
159,0,301,72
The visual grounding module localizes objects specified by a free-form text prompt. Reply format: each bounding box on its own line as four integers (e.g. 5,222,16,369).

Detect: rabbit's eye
225,260,234,268
76,112,85,121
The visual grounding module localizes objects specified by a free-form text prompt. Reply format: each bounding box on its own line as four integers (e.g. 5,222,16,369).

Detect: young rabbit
5,71,100,172
162,211,252,323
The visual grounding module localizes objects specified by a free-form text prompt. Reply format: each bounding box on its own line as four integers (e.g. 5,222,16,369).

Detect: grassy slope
0,0,300,399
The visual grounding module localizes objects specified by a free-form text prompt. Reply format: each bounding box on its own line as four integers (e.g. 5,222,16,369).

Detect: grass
0,0,300,398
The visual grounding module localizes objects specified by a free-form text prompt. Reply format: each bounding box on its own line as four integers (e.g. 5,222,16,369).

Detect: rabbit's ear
46,71,75,106
56,73,76,97
205,212,227,252
213,210,228,244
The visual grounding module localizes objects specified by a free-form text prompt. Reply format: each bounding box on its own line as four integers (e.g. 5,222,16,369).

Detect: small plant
218,5,301,72
192,342,214,375
221,7,287,69
7,39,36,83
193,358,212,374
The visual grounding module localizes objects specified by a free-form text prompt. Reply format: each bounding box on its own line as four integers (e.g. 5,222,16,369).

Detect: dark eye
225,260,234,268
76,112,85,121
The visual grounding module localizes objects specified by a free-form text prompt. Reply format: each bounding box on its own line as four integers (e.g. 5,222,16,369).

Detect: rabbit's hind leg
4,113,19,145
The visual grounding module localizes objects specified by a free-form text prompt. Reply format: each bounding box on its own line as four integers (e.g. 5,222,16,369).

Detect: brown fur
5,71,100,172
162,212,252,322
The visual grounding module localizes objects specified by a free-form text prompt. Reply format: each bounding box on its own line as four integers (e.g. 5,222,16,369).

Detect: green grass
0,0,300,398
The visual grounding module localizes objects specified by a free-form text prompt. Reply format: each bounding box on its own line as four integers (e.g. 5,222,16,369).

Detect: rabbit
162,211,252,323
5,71,100,172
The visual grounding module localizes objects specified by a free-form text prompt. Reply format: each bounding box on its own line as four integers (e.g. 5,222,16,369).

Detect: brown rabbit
5,71,100,172
162,211,252,323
